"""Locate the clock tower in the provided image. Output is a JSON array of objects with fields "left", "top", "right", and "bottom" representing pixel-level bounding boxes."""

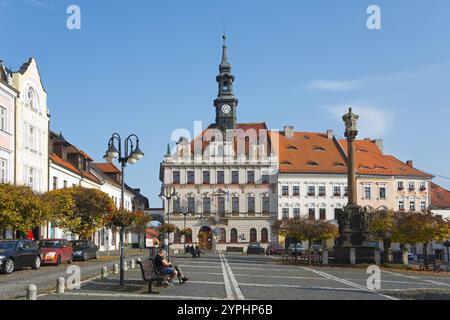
[{"left": 214, "top": 35, "right": 238, "bottom": 131}]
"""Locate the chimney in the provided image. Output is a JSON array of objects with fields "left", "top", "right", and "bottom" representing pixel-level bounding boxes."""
[
  {"left": 326, "top": 130, "right": 333, "bottom": 140},
  {"left": 284, "top": 126, "right": 294, "bottom": 139},
  {"left": 406, "top": 160, "right": 413, "bottom": 167},
  {"left": 375, "top": 139, "right": 383, "bottom": 153}
]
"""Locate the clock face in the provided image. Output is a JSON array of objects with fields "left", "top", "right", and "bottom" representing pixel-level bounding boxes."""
[{"left": 221, "top": 104, "right": 231, "bottom": 114}]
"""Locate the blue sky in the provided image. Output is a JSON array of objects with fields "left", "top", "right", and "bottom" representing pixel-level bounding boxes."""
[{"left": 1, "top": 0, "right": 450, "bottom": 204}]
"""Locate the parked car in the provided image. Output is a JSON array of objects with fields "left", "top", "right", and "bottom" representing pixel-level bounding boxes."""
[
  {"left": 39, "top": 239, "right": 73, "bottom": 265},
  {"left": 247, "top": 243, "right": 265, "bottom": 255},
  {"left": 287, "top": 243, "right": 305, "bottom": 255},
  {"left": 408, "top": 252, "right": 414, "bottom": 260},
  {"left": 309, "top": 245, "right": 323, "bottom": 252},
  {"left": 70, "top": 240, "right": 99, "bottom": 261},
  {"left": 0, "top": 240, "right": 41, "bottom": 274},
  {"left": 266, "top": 243, "right": 285, "bottom": 255}
]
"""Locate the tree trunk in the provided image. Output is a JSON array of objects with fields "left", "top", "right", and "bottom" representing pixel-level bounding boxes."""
[
  {"left": 383, "top": 239, "right": 389, "bottom": 264},
  {"left": 423, "top": 243, "right": 429, "bottom": 266}
]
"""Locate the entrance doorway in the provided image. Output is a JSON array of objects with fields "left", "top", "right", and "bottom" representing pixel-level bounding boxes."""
[{"left": 198, "top": 226, "right": 213, "bottom": 250}]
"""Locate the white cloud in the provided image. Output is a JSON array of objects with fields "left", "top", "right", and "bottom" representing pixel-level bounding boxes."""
[
  {"left": 309, "top": 79, "right": 365, "bottom": 92},
  {"left": 308, "top": 62, "right": 447, "bottom": 92},
  {"left": 326, "top": 104, "right": 394, "bottom": 138},
  {"left": 27, "top": 0, "right": 54, "bottom": 9}
]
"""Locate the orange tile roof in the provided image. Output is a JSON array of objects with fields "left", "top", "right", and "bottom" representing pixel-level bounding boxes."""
[
  {"left": 189, "top": 122, "right": 272, "bottom": 156},
  {"left": 272, "top": 131, "right": 348, "bottom": 174},
  {"left": 338, "top": 139, "right": 432, "bottom": 178},
  {"left": 50, "top": 153, "right": 80, "bottom": 175},
  {"left": 430, "top": 183, "right": 450, "bottom": 209},
  {"left": 93, "top": 163, "right": 121, "bottom": 174},
  {"left": 51, "top": 153, "right": 102, "bottom": 185}
]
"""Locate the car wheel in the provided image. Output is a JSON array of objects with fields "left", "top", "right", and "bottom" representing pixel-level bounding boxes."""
[
  {"left": 2, "top": 258, "right": 15, "bottom": 274},
  {"left": 83, "top": 252, "right": 88, "bottom": 261},
  {"left": 55, "top": 256, "right": 61, "bottom": 266},
  {"left": 68, "top": 256, "right": 73, "bottom": 264},
  {"left": 32, "top": 256, "right": 41, "bottom": 270}
]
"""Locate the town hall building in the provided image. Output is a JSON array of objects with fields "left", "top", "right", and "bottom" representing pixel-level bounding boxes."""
[{"left": 159, "top": 36, "right": 278, "bottom": 253}]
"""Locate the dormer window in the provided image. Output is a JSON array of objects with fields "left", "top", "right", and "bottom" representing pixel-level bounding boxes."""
[
  {"left": 334, "top": 162, "right": 345, "bottom": 167},
  {"left": 314, "top": 146, "right": 326, "bottom": 152},
  {"left": 307, "top": 161, "right": 319, "bottom": 166},
  {"left": 281, "top": 161, "right": 293, "bottom": 166},
  {"left": 286, "top": 146, "right": 298, "bottom": 151}
]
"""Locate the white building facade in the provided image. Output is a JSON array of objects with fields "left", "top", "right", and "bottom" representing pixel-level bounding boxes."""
[{"left": 11, "top": 58, "right": 50, "bottom": 195}]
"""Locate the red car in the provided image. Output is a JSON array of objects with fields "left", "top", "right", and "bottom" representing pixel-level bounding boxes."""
[
  {"left": 266, "top": 243, "right": 285, "bottom": 255},
  {"left": 39, "top": 239, "right": 73, "bottom": 265}
]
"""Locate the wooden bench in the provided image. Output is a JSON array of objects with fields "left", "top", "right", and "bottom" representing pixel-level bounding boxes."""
[{"left": 137, "top": 258, "right": 170, "bottom": 294}]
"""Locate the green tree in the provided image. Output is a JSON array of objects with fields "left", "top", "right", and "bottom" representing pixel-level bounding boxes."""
[
  {"left": 0, "top": 184, "right": 50, "bottom": 237},
  {"left": 127, "top": 211, "right": 152, "bottom": 250},
  {"left": 369, "top": 209, "right": 396, "bottom": 262},
  {"left": 42, "top": 188, "right": 76, "bottom": 230},
  {"left": 67, "top": 187, "right": 115, "bottom": 239},
  {"left": 392, "top": 211, "right": 450, "bottom": 266}
]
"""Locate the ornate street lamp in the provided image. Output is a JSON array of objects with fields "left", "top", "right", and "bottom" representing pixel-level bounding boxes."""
[
  {"left": 103, "top": 133, "right": 144, "bottom": 286},
  {"left": 159, "top": 184, "right": 178, "bottom": 262}
]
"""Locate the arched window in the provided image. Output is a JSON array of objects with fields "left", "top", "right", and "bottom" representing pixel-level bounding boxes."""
[
  {"left": 250, "top": 228, "right": 257, "bottom": 243},
  {"left": 219, "top": 228, "right": 226, "bottom": 243},
  {"left": 174, "top": 230, "right": 182, "bottom": 244},
  {"left": 261, "top": 228, "right": 268, "bottom": 243},
  {"left": 230, "top": 228, "right": 238, "bottom": 243}
]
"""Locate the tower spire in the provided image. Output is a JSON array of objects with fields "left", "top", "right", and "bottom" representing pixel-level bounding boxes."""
[{"left": 214, "top": 34, "right": 238, "bottom": 131}]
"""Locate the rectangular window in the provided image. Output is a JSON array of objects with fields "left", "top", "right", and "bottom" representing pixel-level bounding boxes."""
[
  {"left": 63, "top": 180, "right": 68, "bottom": 189},
  {"left": 187, "top": 197, "right": 195, "bottom": 213},
  {"left": 419, "top": 182, "right": 426, "bottom": 191},
  {"left": 319, "top": 186, "right": 326, "bottom": 197},
  {"left": 0, "top": 107, "right": 6, "bottom": 132},
  {"left": 217, "top": 171, "right": 225, "bottom": 184},
  {"left": 203, "top": 198, "right": 211, "bottom": 214},
  {"left": 308, "top": 208, "right": 316, "bottom": 220},
  {"left": 187, "top": 171, "right": 195, "bottom": 184},
  {"left": 409, "top": 182, "right": 415, "bottom": 191},
  {"left": 398, "top": 181, "right": 404, "bottom": 191},
  {"left": 364, "top": 187, "right": 371, "bottom": 199},
  {"left": 247, "top": 171, "right": 255, "bottom": 184},
  {"left": 319, "top": 208, "right": 326, "bottom": 220},
  {"left": 293, "top": 186, "right": 300, "bottom": 196},
  {"left": 293, "top": 208, "right": 300, "bottom": 218},
  {"left": 173, "top": 198, "right": 181, "bottom": 213},
  {"left": 203, "top": 171, "right": 210, "bottom": 184},
  {"left": 282, "top": 208, "right": 289, "bottom": 219},
  {"left": 308, "top": 186, "right": 315, "bottom": 196},
  {"left": 29, "top": 167, "right": 35, "bottom": 188},
  {"left": 399, "top": 200, "right": 405, "bottom": 211},
  {"left": 333, "top": 186, "right": 341, "bottom": 197},
  {"left": 231, "top": 171, "right": 239, "bottom": 184},
  {"left": 421, "top": 201, "right": 426, "bottom": 211},
  {"left": 409, "top": 200, "right": 416, "bottom": 212},
  {"left": 379, "top": 187, "right": 386, "bottom": 199},
  {"left": 172, "top": 171, "right": 180, "bottom": 184},
  {"left": 232, "top": 197, "right": 239, "bottom": 213},
  {"left": 218, "top": 197, "right": 225, "bottom": 216},
  {"left": 52, "top": 176, "right": 58, "bottom": 190},
  {"left": 282, "top": 186, "right": 289, "bottom": 196},
  {"left": 262, "top": 197, "right": 270, "bottom": 212},
  {"left": 344, "top": 187, "right": 348, "bottom": 196},
  {"left": 0, "top": 158, "right": 7, "bottom": 183},
  {"left": 248, "top": 197, "right": 255, "bottom": 213}
]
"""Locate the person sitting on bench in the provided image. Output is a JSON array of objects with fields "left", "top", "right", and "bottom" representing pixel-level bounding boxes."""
[
  {"left": 154, "top": 248, "right": 189, "bottom": 285},
  {"left": 190, "top": 245, "right": 201, "bottom": 258}
]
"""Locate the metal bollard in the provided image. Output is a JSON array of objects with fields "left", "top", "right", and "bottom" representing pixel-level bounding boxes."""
[
  {"left": 101, "top": 266, "right": 108, "bottom": 279},
  {"left": 123, "top": 261, "right": 128, "bottom": 272},
  {"left": 57, "top": 277, "right": 65, "bottom": 294},
  {"left": 26, "top": 284, "right": 37, "bottom": 300},
  {"left": 136, "top": 258, "right": 141, "bottom": 262},
  {"left": 130, "top": 259, "right": 135, "bottom": 269},
  {"left": 113, "top": 264, "right": 119, "bottom": 274}
]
